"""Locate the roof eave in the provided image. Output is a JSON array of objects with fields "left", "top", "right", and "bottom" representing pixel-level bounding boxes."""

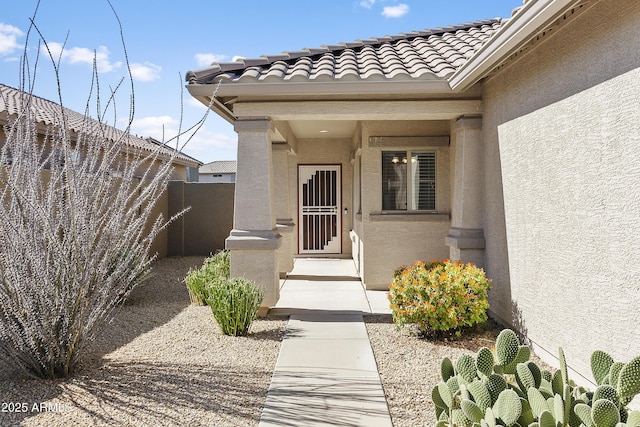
[
  {"left": 187, "top": 78, "right": 455, "bottom": 119},
  {"left": 449, "top": 0, "right": 584, "bottom": 92}
]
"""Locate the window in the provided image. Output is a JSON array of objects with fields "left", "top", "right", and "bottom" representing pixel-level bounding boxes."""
[{"left": 382, "top": 151, "right": 436, "bottom": 211}]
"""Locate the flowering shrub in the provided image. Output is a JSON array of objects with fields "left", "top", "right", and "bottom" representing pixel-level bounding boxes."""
[{"left": 388, "top": 260, "right": 491, "bottom": 335}]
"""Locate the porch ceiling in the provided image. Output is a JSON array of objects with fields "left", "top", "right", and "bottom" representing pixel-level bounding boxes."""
[{"left": 288, "top": 120, "right": 357, "bottom": 139}]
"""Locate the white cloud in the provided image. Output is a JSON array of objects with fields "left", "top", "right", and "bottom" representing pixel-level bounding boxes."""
[
  {"left": 194, "top": 53, "right": 228, "bottom": 67},
  {"left": 129, "top": 115, "right": 179, "bottom": 141},
  {"left": 359, "top": 0, "right": 375, "bottom": 9},
  {"left": 382, "top": 3, "right": 409, "bottom": 18},
  {"left": 0, "top": 23, "right": 24, "bottom": 55},
  {"left": 130, "top": 61, "right": 161, "bottom": 82},
  {"left": 45, "top": 42, "right": 122, "bottom": 73},
  {"left": 181, "top": 127, "right": 236, "bottom": 155},
  {"left": 125, "top": 114, "right": 235, "bottom": 163}
]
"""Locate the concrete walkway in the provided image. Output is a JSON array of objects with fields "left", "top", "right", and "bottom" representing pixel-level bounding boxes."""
[{"left": 259, "top": 259, "right": 393, "bottom": 427}]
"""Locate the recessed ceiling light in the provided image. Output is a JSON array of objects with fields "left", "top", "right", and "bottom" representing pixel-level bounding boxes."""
[{"left": 319, "top": 130, "right": 329, "bottom": 133}]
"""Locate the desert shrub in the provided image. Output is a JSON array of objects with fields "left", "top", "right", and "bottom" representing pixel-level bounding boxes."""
[
  {"left": 388, "top": 260, "right": 491, "bottom": 335},
  {"left": 184, "top": 250, "right": 230, "bottom": 305},
  {"left": 206, "top": 277, "right": 264, "bottom": 336},
  {"left": 431, "top": 328, "right": 640, "bottom": 427},
  {"left": 0, "top": 12, "right": 194, "bottom": 378}
]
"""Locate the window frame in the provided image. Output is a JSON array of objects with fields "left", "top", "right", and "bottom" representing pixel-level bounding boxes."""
[{"left": 381, "top": 150, "right": 437, "bottom": 213}]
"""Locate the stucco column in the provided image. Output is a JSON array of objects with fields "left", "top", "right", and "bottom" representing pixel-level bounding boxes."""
[
  {"left": 272, "top": 144, "right": 295, "bottom": 276},
  {"left": 226, "top": 118, "right": 281, "bottom": 309},
  {"left": 445, "top": 116, "right": 486, "bottom": 267}
]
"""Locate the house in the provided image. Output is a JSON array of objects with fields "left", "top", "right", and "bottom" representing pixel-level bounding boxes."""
[
  {"left": 1, "top": 83, "right": 203, "bottom": 256},
  {"left": 199, "top": 160, "right": 237, "bottom": 182},
  {"left": 0, "top": 84, "right": 201, "bottom": 181},
  {"left": 185, "top": 0, "right": 640, "bottom": 385}
]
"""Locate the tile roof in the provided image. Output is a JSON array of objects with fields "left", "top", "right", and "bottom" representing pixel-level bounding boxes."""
[
  {"left": 200, "top": 160, "right": 237, "bottom": 174},
  {"left": 0, "top": 84, "right": 200, "bottom": 166},
  {"left": 186, "top": 19, "right": 503, "bottom": 86}
]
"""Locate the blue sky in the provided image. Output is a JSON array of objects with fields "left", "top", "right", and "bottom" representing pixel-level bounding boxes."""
[{"left": 1, "top": 0, "right": 522, "bottom": 163}]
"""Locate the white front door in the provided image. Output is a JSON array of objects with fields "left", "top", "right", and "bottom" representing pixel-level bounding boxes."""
[{"left": 298, "top": 165, "right": 341, "bottom": 254}]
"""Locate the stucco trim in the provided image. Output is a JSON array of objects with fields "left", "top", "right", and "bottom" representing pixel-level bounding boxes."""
[
  {"left": 187, "top": 79, "right": 453, "bottom": 99},
  {"left": 445, "top": 227, "right": 486, "bottom": 249},
  {"left": 370, "top": 213, "right": 450, "bottom": 223},
  {"left": 369, "top": 136, "right": 450, "bottom": 147},
  {"left": 449, "top": 0, "right": 585, "bottom": 92},
  {"left": 225, "top": 229, "right": 283, "bottom": 250}
]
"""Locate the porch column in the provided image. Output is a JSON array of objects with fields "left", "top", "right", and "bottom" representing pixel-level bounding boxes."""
[
  {"left": 226, "top": 118, "right": 282, "bottom": 309},
  {"left": 272, "top": 143, "right": 295, "bottom": 276},
  {"left": 445, "top": 116, "right": 485, "bottom": 267}
]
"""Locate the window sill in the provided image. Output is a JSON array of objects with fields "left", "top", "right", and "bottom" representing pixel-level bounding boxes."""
[{"left": 369, "top": 213, "right": 450, "bottom": 223}]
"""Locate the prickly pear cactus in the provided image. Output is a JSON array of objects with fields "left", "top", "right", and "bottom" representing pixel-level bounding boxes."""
[
  {"left": 493, "top": 389, "right": 522, "bottom": 427},
  {"left": 592, "top": 350, "right": 615, "bottom": 385},
  {"left": 617, "top": 356, "right": 640, "bottom": 400},
  {"left": 477, "top": 347, "right": 495, "bottom": 378},
  {"left": 442, "top": 357, "right": 455, "bottom": 382},
  {"left": 456, "top": 354, "right": 478, "bottom": 383},
  {"left": 591, "top": 398, "right": 620, "bottom": 427},
  {"left": 495, "top": 329, "right": 519, "bottom": 367}
]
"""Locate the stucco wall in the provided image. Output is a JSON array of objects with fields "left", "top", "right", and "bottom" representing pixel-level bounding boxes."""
[
  {"left": 482, "top": 0, "right": 640, "bottom": 382},
  {"left": 358, "top": 120, "right": 452, "bottom": 289},
  {"left": 167, "top": 181, "right": 235, "bottom": 256},
  {"left": 289, "top": 137, "right": 354, "bottom": 256}
]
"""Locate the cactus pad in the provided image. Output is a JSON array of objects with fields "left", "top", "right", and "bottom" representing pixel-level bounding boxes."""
[
  {"left": 468, "top": 380, "right": 492, "bottom": 411},
  {"left": 456, "top": 354, "right": 478, "bottom": 384},
  {"left": 527, "top": 387, "right": 550, "bottom": 418},
  {"left": 538, "top": 410, "right": 557, "bottom": 427},
  {"left": 593, "top": 384, "right": 618, "bottom": 404},
  {"left": 627, "top": 410, "right": 640, "bottom": 427},
  {"left": 495, "top": 329, "right": 520, "bottom": 366},
  {"left": 476, "top": 347, "right": 495, "bottom": 378},
  {"left": 591, "top": 350, "right": 614, "bottom": 385},
  {"left": 437, "top": 382, "right": 454, "bottom": 409},
  {"left": 591, "top": 398, "right": 620, "bottom": 427},
  {"left": 432, "top": 383, "right": 448, "bottom": 410},
  {"left": 461, "top": 399, "right": 484, "bottom": 423},
  {"left": 493, "top": 389, "right": 522, "bottom": 427},
  {"left": 451, "top": 408, "right": 472, "bottom": 427},
  {"left": 484, "top": 374, "right": 508, "bottom": 405},
  {"left": 504, "top": 346, "right": 531, "bottom": 375},
  {"left": 574, "top": 402, "right": 593, "bottom": 426},
  {"left": 516, "top": 362, "right": 536, "bottom": 391},
  {"left": 617, "top": 356, "right": 640, "bottom": 399},
  {"left": 441, "top": 356, "right": 455, "bottom": 382}
]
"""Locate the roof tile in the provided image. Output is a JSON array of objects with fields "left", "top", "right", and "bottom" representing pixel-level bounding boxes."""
[
  {"left": 186, "top": 19, "right": 503, "bottom": 86},
  {"left": 0, "top": 84, "right": 199, "bottom": 165}
]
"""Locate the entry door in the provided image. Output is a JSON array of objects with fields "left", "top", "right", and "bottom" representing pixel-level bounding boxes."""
[{"left": 298, "top": 165, "right": 341, "bottom": 254}]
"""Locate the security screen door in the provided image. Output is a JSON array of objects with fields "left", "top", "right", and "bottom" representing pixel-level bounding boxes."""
[{"left": 298, "top": 165, "right": 341, "bottom": 254}]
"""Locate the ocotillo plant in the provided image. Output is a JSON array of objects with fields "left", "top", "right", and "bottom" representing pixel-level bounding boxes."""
[{"left": 0, "top": 8, "right": 195, "bottom": 379}]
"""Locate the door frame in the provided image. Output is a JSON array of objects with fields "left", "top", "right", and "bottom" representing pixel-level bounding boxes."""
[{"left": 297, "top": 164, "right": 342, "bottom": 255}]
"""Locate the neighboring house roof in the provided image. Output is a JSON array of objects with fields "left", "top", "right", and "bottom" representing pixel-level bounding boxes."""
[
  {"left": 0, "top": 84, "right": 201, "bottom": 167},
  {"left": 186, "top": 19, "right": 503, "bottom": 87},
  {"left": 200, "top": 160, "right": 237, "bottom": 174}
]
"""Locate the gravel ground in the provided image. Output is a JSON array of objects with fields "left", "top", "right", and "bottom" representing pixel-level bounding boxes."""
[
  {"left": 0, "top": 256, "right": 287, "bottom": 427},
  {"left": 365, "top": 317, "right": 503, "bottom": 426},
  {"left": 1, "top": 256, "right": 551, "bottom": 427}
]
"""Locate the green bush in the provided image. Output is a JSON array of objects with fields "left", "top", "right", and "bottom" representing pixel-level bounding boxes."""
[
  {"left": 206, "top": 278, "right": 264, "bottom": 336},
  {"left": 184, "top": 250, "right": 230, "bottom": 305},
  {"left": 431, "top": 328, "right": 640, "bottom": 427},
  {"left": 388, "top": 260, "right": 491, "bottom": 335}
]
